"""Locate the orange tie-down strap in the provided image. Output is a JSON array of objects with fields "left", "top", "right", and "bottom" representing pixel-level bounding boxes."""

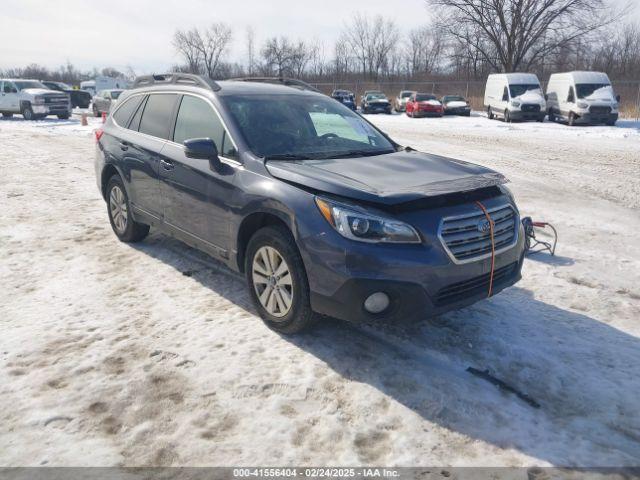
[{"left": 475, "top": 201, "right": 495, "bottom": 298}]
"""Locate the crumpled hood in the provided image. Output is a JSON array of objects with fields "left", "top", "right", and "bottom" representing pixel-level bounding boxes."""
[
  {"left": 266, "top": 150, "right": 507, "bottom": 206},
  {"left": 514, "top": 90, "right": 545, "bottom": 105}
]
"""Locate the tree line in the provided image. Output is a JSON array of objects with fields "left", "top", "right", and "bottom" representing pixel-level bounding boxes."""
[{"left": 2, "top": 0, "right": 638, "bottom": 86}]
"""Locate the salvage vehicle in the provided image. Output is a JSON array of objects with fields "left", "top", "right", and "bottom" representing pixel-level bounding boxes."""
[
  {"left": 406, "top": 93, "right": 444, "bottom": 117},
  {"left": 95, "top": 73, "right": 525, "bottom": 333},
  {"left": 92, "top": 89, "right": 124, "bottom": 117},
  {"left": 484, "top": 73, "right": 546, "bottom": 122},
  {"left": 441, "top": 95, "right": 471, "bottom": 116},
  {"left": 0, "top": 79, "right": 71, "bottom": 120},
  {"left": 361, "top": 92, "right": 392, "bottom": 114},
  {"left": 394, "top": 90, "right": 415, "bottom": 112},
  {"left": 546, "top": 71, "right": 619, "bottom": 126},
  {"left": 331, "top": 89, "right": 357, "bottom": 111},
  {"left": 42, "top": 81, "right": 92, "bottom": 108}
]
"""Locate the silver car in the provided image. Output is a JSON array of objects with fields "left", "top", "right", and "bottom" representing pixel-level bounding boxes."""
[
  {"left": 92, "top": 89, "right": 123, "bottom": 117},
  {"left": 395, "top": 90, "right": 415, "bottom": 112}
]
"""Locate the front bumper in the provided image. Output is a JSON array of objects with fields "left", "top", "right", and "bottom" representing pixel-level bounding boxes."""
[
  {"left": 298, "top": 197, "right": 526, "bottom": 323},
  {"left": 575, "top": 112, "right": 618, "bottom": 125},
  {"left": 364, "top": 104, "right": 391, "bottom": 113},
  {"left": 413, "top": 110, "right": 443, "bottom": 117},
  {"left": 32, "top": 104, "right": 71, "bottom": 116},
  {"left": 444, "top": 107, "right": 471, "bottom": 115},
  {"left": 509, "top": 110, "right": 545, "bottom": 121}
]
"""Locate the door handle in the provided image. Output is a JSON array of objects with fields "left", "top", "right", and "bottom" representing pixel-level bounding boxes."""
[
  {"left": 119, "top": 141, "right": 130, "bottom": 151},
  {"left": 160, "top": 158, "right": 174, "bottom": 171}
]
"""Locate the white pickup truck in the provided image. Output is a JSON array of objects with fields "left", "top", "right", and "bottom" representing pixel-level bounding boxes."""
[{"left": 0, "top": 79, "right": 72, "bottom": 120}]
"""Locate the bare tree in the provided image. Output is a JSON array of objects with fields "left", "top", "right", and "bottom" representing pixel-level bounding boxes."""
[
  {"left": 429, "top": 0, "right": 627, "bottom": 72},
  {"left": 173, "top": 28, "right": 203, "bottom": 74},
  {"left": 342, "top": 13, "right": 400, "bottom": 78},
  {"left": 246, "top": 26, "right": 256, "bottom": 76},
  {"left": 405, "top": 26, "right": 444, "bottom": 76},
  {"left": 261, "top": 37, "right": 297, "bottom": 76}
]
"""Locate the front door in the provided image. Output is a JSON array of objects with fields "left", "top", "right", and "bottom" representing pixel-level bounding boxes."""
[
  {"left": 1, "top": 81, "right": 19, "bottom": 112},
  {"left": 159, "top": 94, "right": 240, "bottom": 256}
]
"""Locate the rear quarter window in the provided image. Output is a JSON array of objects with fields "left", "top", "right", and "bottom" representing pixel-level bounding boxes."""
[
  {"left": 138, "top": 94, "right": 178, "bottom": 139},
  {"left": 112, "top": 95, "right": 144, "bottom": 127}
]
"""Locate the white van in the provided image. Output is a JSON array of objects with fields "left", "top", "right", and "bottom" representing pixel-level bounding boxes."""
[
  {"left": 484, "top": 73, "right": 546, "bottom": 122},
  {"left": 546, "top": 71, "right": 619, "bottom": 126},
  {"left": 80, "top": 76, "right": 129, "bottom": 97}
]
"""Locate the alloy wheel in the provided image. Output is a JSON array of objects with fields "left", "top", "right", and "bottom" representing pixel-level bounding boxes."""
[
  {"left": 109, "top": 185, "right": 128, "bottom": 233},
  {"left": 252, "top": 246, "right": 293, "bottom": 318}
]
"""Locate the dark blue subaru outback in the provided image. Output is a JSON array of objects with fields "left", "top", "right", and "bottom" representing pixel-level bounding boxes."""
[{"left": 95, "top": 74, "right": 525, "bottom": 333}]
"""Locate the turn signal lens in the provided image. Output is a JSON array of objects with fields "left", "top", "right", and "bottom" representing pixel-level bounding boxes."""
[{"left": 94, "top": 128, "right": 104, "bottom": 142}]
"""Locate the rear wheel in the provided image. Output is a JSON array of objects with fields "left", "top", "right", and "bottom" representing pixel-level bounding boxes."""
[
  {"left": 504, "top": 110, "right": 512, "bottom": 123},
  {"left": 246, "top": 226, "right": 315, "bottom": 334},
  {"left": 106, "top": 175, "right": 150, "bottom": 243},
  {"left": 487, "top": 106, "right": 494, "bottom": 120}
]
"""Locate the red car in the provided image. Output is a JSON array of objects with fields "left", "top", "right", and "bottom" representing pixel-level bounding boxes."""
[{"left": 406, "top": 93, "right": 444, "bottom": 118}]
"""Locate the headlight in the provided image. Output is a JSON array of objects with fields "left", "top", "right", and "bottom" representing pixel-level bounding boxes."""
[
  {"left": 510, "top": 101, "right": 521, "bottom": 107},
  {"left": 315, "top": 198, "right": 421, "bottom": 244},
  {"left": 33, "top": 96, "right": 45, "bottom": 105},
  {"left": 577, "top": 101, "right": 589, "bottom": 109}
]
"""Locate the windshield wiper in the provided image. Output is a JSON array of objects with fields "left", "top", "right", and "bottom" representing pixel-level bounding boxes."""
[
  {"left": 321, "top": 149, "right": 394, "bottom": 160},
  {"left": 263, "top": 153, "right": 313, "bottom": 161}
]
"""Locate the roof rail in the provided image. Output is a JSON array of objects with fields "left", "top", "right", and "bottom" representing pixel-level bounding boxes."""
[
  {"left": 132, "top": 73, "right": 221, "bottom": 92},
  {"left": 229, "top": 77, "right": 320, "bottom": 93}
]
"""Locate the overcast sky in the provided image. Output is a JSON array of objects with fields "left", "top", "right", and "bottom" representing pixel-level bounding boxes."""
[{"left": 0, "top": 0, "right": 636, "bottom": 75}]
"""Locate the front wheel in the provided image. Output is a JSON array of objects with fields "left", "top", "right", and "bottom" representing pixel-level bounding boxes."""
[
  {"left": 21, "top": 105, "right": 35, "bottom": 120},
  {"left": 246, "top": 226, "right": 315, "bottom": 334},
  {"left": 548, "top": 110, "right": 556, "bottom": 123},
  {"left": 58, "top": 113, "right": 70, "bottom": 120},
  {"left": 505, "top": 110, "right": 512, "bottom": 123},
  {"left": 568, "top": 112, "right": 576, "bottom": 126},
  {"left": 106, "top": 175, "right": 150, "bottom": 243},
  {"left": 487, "top": 107, "right": 494, "bottom": 120}
]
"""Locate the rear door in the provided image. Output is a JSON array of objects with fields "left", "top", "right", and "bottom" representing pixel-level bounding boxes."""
[
  {"left": 116, "top": 93, "right": 178, "bottom": 219},
  {"left": 159, "top": 93, "right": 240, "bottom": 256}
]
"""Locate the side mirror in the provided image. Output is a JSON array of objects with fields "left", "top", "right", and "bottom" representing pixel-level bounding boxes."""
[
  {"left": 184, "top": 138, "right": 221, "bottom": 170},
  {"left": 616, "top": 95, "right": 621, "bottom": 102}
]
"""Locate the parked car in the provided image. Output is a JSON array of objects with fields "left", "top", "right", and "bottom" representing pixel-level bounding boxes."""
[
  {"left": 546, "top": 71, "right": 619, "bottom": 126},
  {"left": 92, "top": 89, "right": 124, "bottom": 117},
  {"left": 405, "top": 93, "right": 444, "bottom": 117},
  {"left": 42, "top": 81, "right": 92, "bottom": 109},
  {"left": 484, "top": 73, "right": 546, "bottom": 122},
  {"left": 0, "top": 78, "right": 71, "bottom": 120},
  {"left": 331, "top": 89, "right": 356, "bottom": 110},
  {"left": 441, "top": 95, "right": 471, "bottom": 116},
  {"left": 95, "top": 73, "right": 525, "bottom": 334},
  {"left": 394, "top": 90, "right": 415, "bottom": 112},
  {"left": 361, "top": 92, "right": 392, "bottom": 114}
]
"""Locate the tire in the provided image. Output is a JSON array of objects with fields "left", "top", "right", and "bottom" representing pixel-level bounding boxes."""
[
  {"left": 21, "top": 104, "right": 35, "bottom": 120},
  {"left": 57, "top": 113, "right": 70, "bottom": 120},
  {"left": 487, "top": 107, "right": 494, "bottom": 120},
  {"left": 2, "top": 113, "right": 13, "bottom": 118},
  {"left": 548, "top": 110, "right": 556, "bottom": 123},
  {"left": 245, "top": 225, "right": 315, "bottom": 334},
  {"left": 465, "top": 112, "right": 471, "bottom": 117},
  {"left": 93, "top": 104, "right": 101, "bottom": 118},
  {"left": 568, "top": 112, "right": 576, "bottom": 127},
  {"left": 106, "top": 175, "right": 150, "bottom": 243},
  {"left": 606, "top": 119, "right": 616, "bottom": 126},
  {"left": 504, "top": 110, "right": 511, "bottom": 123}
]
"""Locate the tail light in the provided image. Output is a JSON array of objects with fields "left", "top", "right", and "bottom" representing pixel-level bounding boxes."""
[{"left": 94, "top": 128, "right": 104, "bottom": 142}]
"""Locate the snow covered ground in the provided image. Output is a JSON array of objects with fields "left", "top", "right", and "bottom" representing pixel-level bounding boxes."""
[{"left": 0, "top": 113, "right": 639, "bottom": 468}]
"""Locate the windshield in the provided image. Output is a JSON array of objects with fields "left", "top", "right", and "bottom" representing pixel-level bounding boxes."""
[
  {"left": 14, "top": 81, "right": 46, "bottom": 91},
  {"left": 509, "top": 84, "right": 541, "bottom": 97},
  {"left": 576, "top": 83, "right": 612, "bottom": 99},
  {"left": 415, "top": 94, "right": 436, "bottom": 102},
  {"left": 222, "top": 94, "right": 395, "bottom": 159},
  {"left": 367, "top": 93, "right": 386, "bottom": 100},
  {"left": 400, "top": 91, "right": 413, "bottom": 98},
  {"left": 111, "top": 91, "right": 122, "bottom": 99},
  {"left": 443, "top": 95, "right": 464, "bottom": 102}
]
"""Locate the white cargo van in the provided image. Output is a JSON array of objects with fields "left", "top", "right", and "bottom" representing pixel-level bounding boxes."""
[
  {"left": 546, "top": 71, "right": 619, "bottom": 126},
  {"left": 80, "top": 76, "right": 129, "bottom": 96},
  {"left": 484, "top": 73, "right": 546, "bottom": 122}
]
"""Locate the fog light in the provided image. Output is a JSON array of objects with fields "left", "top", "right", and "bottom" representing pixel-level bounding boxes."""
[{"left": 364, "top": 292, "right": 390, "bottom": 314}]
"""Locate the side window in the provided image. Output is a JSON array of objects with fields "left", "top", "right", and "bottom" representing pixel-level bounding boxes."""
[
  {"left": 502, "top": 87, "right": 509, "bottom": 101},
  {"left": 112, "top": 95, "right": 144, "bottom": 127},
  {"left": 567, "top": 87, "right": 575, "bottom": 103},
  {"left": 173, "top": 95, "right": 225, "bottom": 149},
  {"left": 138, "top": 94, "right": 177, "bottom": 139},
  {"left": 129, "top": 96, "right": 147, "bottom": 131},
  {"left": 221, "top": 131, "right": 238, "bottom": 159}
]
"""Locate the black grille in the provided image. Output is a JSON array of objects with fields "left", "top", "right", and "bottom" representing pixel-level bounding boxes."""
[
  {"left": 439, "top": 205, "right": 518, "bottom": 262},
  {"left": 589, "top": 106, "right": 612, "bottom": 115},
  {"left": 521, "top": 104, "right": 541, "bottom": 112},
  {"left": 435, "top": 262, "right": 518, "bottom": 306}
]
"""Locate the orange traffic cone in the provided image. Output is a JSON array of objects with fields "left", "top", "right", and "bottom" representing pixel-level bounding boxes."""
[{"left": 102, "top": 112, "right": 107, "bottom": 123}]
